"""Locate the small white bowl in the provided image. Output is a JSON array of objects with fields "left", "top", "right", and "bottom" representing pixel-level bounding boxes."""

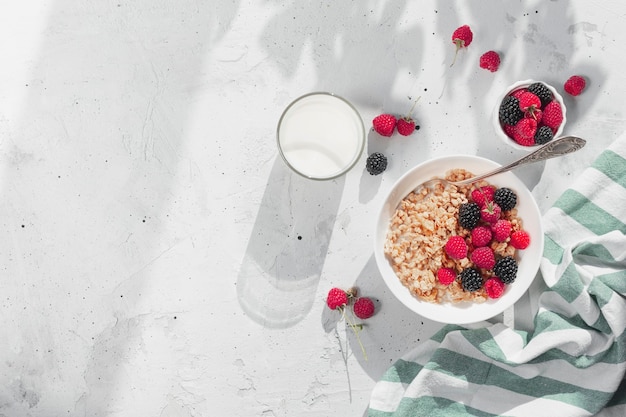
[
  {"left": 493, "top": 79, "right": 567, "bottom": 151},
  {"left": 374, "top": 155, "right": 544, "bottom": 324}
]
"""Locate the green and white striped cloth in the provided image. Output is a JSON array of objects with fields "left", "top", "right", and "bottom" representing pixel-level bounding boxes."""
[{"left": 368, "top": 135, "right": 626, "bottom": 417}]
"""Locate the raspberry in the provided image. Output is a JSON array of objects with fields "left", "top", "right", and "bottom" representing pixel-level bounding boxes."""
[
  {"left": 366, "top": 152, "right": 387, "bottom": 175},
  {"left": 372, "top": 114, "right": 397, "bottom": 137},
  {"left": 471, "top": 226, "right": 492, "bottom": 247},
  {"left": 535, "top": 125, "right": 554, "bottom": 145},
  {"left": 471, "top": 186, "right": 495, "bottom": 207},
  {"left": 451, "top": 25, "right": 473, "bottom": 66},
  {"left": 510, "top": 88, "right": 528, "bottom": 99},
  {"left": 397, "top": 117, "right": 416, "bottom": 136},
  {"left": 542, "top": 101, "right": 563, "bottom": 130},
  {"left": 471, "top": 246, "right": 496, "bottom": 269},
  {"left": 525, "top": 108, "right": 542, "bottom": 124},
  {"left": 445, "top": 235, "right": 468, "bottom": 259},
  {"left": 458, "top": 202, "right": 481, "bottom": 230},
  {"left": 480, "top": 201, "right": 501, "bottom": 224},
  {"left": 499, "top": 96, "right": 524, "bottom": 126},
  {"left": 460, "top": 268, "right": 483, "bottom": 292},
  {"left": 493, "top": 187, "right": 517, "bottom": 211},
  {"left": 479, "top": 51, "right": 500, "bottom": 72},
  {"left": 493, "top": 256, "right": 518, "bottom": 284},
  {"left": 353, "top": 297, "right": 375, "bottom": 319},
  {"left": 527, "top": 82, "right": 553, "bottom": 107},
  {"left": 564, "top": 75, "right": 586, "bottom": 96},
  {"left": 491, "top": 219, "right": 512, "bottom": 242},
  {"left": 484, "top": 277, "right": 505, "bottom": 299},
  {"left": 326, "top": 288, "right": 348, "bottom": 310},
  {"left": 511, "top": 118, "right": 537, "bottom": 146},
  {"left": 510, "top": 230, "right": 531, "bottom": 249},
  {"left": 437, "top": 267, "right": 457, "bottom": 286},
  {"left": 518, "top": 91, "right": 541, "bottom": 112}
]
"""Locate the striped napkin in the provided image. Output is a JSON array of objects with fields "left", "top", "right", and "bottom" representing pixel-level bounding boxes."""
[{"left": 368, "top": 135, "right": 626, "bottom": 417}]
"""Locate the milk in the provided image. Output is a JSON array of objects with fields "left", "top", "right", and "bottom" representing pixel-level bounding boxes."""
[{"left": 277, "top": 93, "right": 365, "bottom": 180}]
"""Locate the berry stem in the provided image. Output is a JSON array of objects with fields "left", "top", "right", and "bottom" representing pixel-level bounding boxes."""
[
  {"left": 405, "top": 96, "right": 421, "bottom": 118},
  {"left": 450, "top": 42, "right": 462, "bottom": 67},
  {"left": 342, "top": 308, "right": 368, "bottom": 361}
]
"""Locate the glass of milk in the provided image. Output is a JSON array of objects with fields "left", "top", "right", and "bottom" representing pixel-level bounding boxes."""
[{"left": 277, "top": 92, "right": 365, "bottom": 180}]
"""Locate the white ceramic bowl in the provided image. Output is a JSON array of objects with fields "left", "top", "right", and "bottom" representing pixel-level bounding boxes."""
[
  {"left": 493, "top": 79, "right": 566, "bottom": 151},
  {"left": 374, "top": 155, "right": 544, "bottom": 324}
]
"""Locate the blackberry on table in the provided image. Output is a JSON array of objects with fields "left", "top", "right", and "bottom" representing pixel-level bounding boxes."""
[
  {"left": 494, "top": 187, "right": 517, "bottom": 211},
  {"left": 527, "top": 82, "right": 553, "bottom": 107},
  {"left": 534, "top": 125, "right": 554, "bottom": 145},
  {"left": 458, "top": 202, "right": 481, "bottom": 230},
  {"left": 460, "top": 268, "right": 483, "bottom": 292},
  {"left": 499, "top": 96, "right": 524, "bottom": 126},
  {"left": 494, "top": 256, "right": 518, "bottom": 284},
  {"left": 366, "top": 152, "right": 388, "bottom": 175}
]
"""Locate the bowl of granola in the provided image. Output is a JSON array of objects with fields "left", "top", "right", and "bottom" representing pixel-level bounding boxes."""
[{"left": 374, "top": 155, "right": 544, "bottom": 324}]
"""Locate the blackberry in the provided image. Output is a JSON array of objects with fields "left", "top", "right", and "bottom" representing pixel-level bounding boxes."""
[
  {"left": 494, "top": 187, "right": 517, "bottom": 211},
  {"left": 366, "top": 152, "right": 387, "bottom": 175},
  {"left": 499, "top": 96, "right": 524, "bottom": 126},
  {"left": 460, "top": 268, "right": 483, "bottom": 292},
  {"left": 534, "top": 125, "right": 554, "bottom": 145},
  {"left": 493, "top": 256, "right": 518, "bottom": 284},
  {"left": 458, "top": 202, "right": 481, "bottom": 230},
  {"left": 527, "top": 82, "right": 553, "bottom": 107}
]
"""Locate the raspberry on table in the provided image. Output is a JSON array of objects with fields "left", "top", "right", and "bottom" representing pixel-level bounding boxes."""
[
  {"left": 366, "top": 152, "right": 388, "bottom": 175},
  {"left": 499, "top": 96, "right": 524, "bottom": 126},
  {"left": 485, "top": 277, "right": 505, "bottom": 299},
  {"left": 471, "top": 226, "right": 493, "bottom": 247},
  {"left": 326, "top": 288, "right": 348, "bottom": 310},
  {"left": 479, "top": 51, "right": 500, "bottom": 72},
  {"left": 450, "top": 25, "right": 473, "bottom": 67},
  {"left": 527, "top": 82, "right": 553, "bottom": 107},
  {"left": 437, "top": 267, "right": 457, "bottom": 286},
  {"left": 493, "top": 256, "right": 518, "bottom": 284},
  {"left": 564, "top": 75, "right": 586, "bottom": 96},
  {"left": 510, "top": 230, "right": 531, "bottom": 249},
  {"left": 397, "top": 117, "right": 416, "bottom": 136},
  {"left": 353, "top": 297, "right": 375, "bottom": 319},
  {"left": 459, "top": 202, "right": 481, "bottom": 230},
  {"left": 372, "top": 114, "right": 397, "bottom": 137},
  {"left": 445, "top": 235, "right": 468, "bottom": 259},
  {"left": 460, "top": 268, "right": 483, "bottom": 292},
  {"left": 494, "top": 187, "right": 517, "bottom": 211},
  {"left": 471, "top": 246, "right": 496, "bottom": 270}
]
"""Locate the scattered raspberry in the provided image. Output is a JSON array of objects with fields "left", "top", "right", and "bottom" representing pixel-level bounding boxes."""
[
  {"left": 479, "top": 51, "right": 500, "bottom": 72},
  {"left": 484, "top": 277, "right": 505, "bottom": 299},
  {"left": 480, "top": 201, "right": 501, "bottom": 224},
  {"left": 372, "top": 114, "right": 397, "bottom": 137},
  {"left": 326, "top": 288, "right": 348, "bottom": 310},
  {"left": 518, "top": 91, "right": 541, "bottom": 113},
  {"left": 511, "top": 118, "right": 537, "bottom": 146},
  {"left": 353, "top": 297, "right": 375, "bottom": 319},
  {"left": 542, "top": 101, "right": 563, "bottom": 130},
  {"left": 471, "top": 186, "right": 495, "bottom": 207},
  {"left": 491, "top": 219, "right": 512, "bottom": 242},
  {"left": 445, "top": 235, "right": 468, "bottom": 259},
  {"left": 437, "top": 267, "right": 457, "bottom": 286},
  {"left": 564, "top": 75, "right": 586, "bottom": 96},
  {"left": 451, "top": 25, "right": 473, "bottom": 66},
  {"left": 397, "top": 117, "right": 416, "bottom": 136},
  {"left": 471, "top": 246, "right": 496, "bottom": 269},
  {"left": 510, "top": 230, "right": 531, "bottom": 249},
  {"left": 471, "top": 226, "right": 493, "bottom": 247}
]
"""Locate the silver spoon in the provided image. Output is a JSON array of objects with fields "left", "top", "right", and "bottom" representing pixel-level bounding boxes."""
[{"left": 413, "top": 136, "right": 586, "bottom": 193}]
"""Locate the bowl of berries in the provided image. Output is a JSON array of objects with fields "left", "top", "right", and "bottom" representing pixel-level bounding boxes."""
[
  {"left": 494, "top": 80, "right": 566, "bottom": 150},
  {"left": 374, "top": 155, "right": 544, "bottom": 324}
]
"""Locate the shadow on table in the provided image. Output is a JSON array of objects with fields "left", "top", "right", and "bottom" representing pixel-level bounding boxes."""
[{"left": 237, "top": 157, "right": 345, "bottom": 328}]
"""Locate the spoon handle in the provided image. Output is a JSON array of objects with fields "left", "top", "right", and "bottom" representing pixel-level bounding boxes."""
[{"left": 457, "top": 136, "right": 587, "bottom": 185}]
